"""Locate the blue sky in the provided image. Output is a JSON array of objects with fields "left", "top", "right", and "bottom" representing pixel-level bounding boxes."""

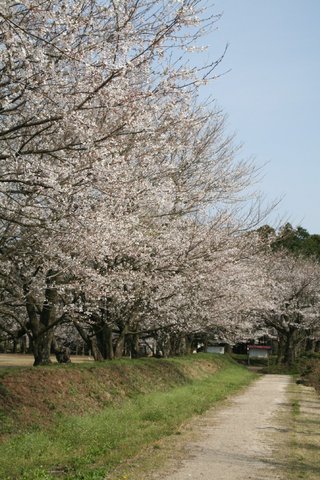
[{"left": 197, "top": 1, "right": 320, "bottom": 233}]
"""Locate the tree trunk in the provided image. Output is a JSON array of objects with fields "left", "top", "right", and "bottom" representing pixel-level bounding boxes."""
[
  {"left": 114, "top": 325, "right": 128, "bottom": 358},
  {"left": 33, "top": 330, "right": 54, "bottom": 366},
  {"left": 154, "top": 330, "right": 171, "bottom": 357},
  {"left": 185, "top": 335, "right": 194, "bottom": 355},
  {"left": 305, "top": 337, "right": 315, "bottom": 353},
  {"left": 94, "top": 323, "right": 114, "bottom": 360},
  {"left": 51, "top": 337, "right": 71, "bottom": 363},
  {"left": 89, "top": 337, "right": 104, "bottom": 361},
  {"left": 283, "top": 329, "right": 297, "bottom": 367},
  {"left": 203, "top": 335, "right": 208, "bottom": 353},
  {"left": 24, "top": 273, "right": 60, "bottom": 366},
  {"left": 24, "top": 291, "right": 53, "bottom": 366},
  {"left": 73, "top": 321, "right": 104, "bottom": 361},
  {"left": 21, "top": 335, "right": 27, "bottom": 354},
  {"left": 127, "top": 332, "right": 140, "bottom": 358},
  {"left": 104, "top": 325, "right": 114, "bottom": 360},
  {"left": 170, "top": 333, "right": 190, "bottom": 356},
  {"left": 276, "top": 335, "right": 285, "bottom": 365}
]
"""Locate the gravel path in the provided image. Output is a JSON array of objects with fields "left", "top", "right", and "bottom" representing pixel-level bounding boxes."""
[{"left": 156, "top": 375, "right": 291, "bottom": 480}]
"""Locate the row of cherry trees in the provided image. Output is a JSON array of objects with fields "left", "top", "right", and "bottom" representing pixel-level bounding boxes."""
[
  {"left": 1, "top": 1, "right": 319, "bottom": 365},
  {"left": 252, "top": 234, "right": 320, "bottom": 366}
]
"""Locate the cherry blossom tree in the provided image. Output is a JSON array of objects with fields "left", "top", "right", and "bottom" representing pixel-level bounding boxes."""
[
  {"left": 247, "top": 251, "right": 320, "bottom": 366},
  {"left": 0, "top": 0, "right": 268, "bottom": 364}
]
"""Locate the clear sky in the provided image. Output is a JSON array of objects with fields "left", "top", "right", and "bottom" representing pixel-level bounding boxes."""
[{"left": 199, "top": 1, "right": 320, "bottom": 233}]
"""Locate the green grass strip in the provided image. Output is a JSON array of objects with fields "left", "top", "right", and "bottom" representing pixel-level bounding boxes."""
[{"left": 0, "top": 357, "right": 256, "bottom": 480}]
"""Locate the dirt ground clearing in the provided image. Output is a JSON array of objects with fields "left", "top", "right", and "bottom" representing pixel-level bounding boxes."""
[
  {"left": 0, "top": 354, "right": 94, "bottom": 367},
  {"left": 151, "top": 375, "right": 292, "bottom": 480}
]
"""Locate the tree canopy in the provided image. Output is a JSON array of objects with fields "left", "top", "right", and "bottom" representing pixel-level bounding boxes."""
[{"left": 1, "top": 2, "right": 319, "bottom": 367}]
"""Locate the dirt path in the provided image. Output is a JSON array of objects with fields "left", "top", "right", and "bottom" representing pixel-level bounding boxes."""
[{"left": 152, "top": 375, "right": 291, "bottom": 480}]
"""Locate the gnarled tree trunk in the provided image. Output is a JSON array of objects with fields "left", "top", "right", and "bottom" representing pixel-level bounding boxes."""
[
  {"left": 72, "top": 320, "right": 104, "bottom": 361},
  {"left": 24, "top": 273, "right": 59, "bottom": 366},
  {"left": 114, "top": 324, "right": 129, "bottom": 358},
  {"left": 93, "top": 322, "right": 114, "bottom": 360}
]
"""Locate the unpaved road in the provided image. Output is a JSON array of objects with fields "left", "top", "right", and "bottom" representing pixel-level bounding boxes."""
[{"left": 153, "top": 375, "right": 291, "bottom": 480}]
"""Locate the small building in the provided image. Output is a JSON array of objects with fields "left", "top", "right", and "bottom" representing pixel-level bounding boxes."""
[
  {"left": 247, "top": 345, "right": 272, "bottom": 364},
  {"left": 207, "top": 345, "right": 225, "bottom": 355}
]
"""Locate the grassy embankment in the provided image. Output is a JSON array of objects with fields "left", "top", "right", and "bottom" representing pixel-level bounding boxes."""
[
  {"left": 285, "top": 355, "right": 320, "bottom": 479},
  {"left": 0, "top": 354, "right": 256, "bottom": 480},
  {"left": 274, "top": 380, "right": 320, "bottom": 480}
]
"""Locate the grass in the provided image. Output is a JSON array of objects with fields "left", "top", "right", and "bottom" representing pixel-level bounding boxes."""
[
  {"left": 274, "top": 382, "right": 320, "bottom": 480},
  {"left": 0, "top": 355, "right": 256, "bottom": 480},
  {"left": 291, "top": 399, "right": 300, "bottom": 416},
  {"left": 231, "top": 353, "right": 303, "bottom": 374},
  {"left": 286, "top": 384, "right": 320, "bottom": 480},
  {"left": 0, "top": 355, "right": 220, "bottom": 436},
  {"left": 258, "top": 352, "right": 320, "bottom": 377}
]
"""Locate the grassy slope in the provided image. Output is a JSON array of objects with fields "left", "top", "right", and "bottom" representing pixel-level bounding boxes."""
[
  {"left": 0, "top": 355, "right": 256, "bottom": 480},
  {"left": 274, "top": 381, "right": 320, "bottom": 480}
]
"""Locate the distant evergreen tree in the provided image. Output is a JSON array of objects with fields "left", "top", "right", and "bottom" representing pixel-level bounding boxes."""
[{"left": 258, "top": 223, "right": 320, "bottom": 261}]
